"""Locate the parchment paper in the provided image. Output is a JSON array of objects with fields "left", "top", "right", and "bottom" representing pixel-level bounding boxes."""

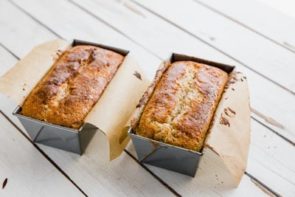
[{"left": 204, "top": 71, "right": 251, "bottom": 186}]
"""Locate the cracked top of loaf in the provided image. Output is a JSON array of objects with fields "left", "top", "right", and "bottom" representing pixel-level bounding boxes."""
[
  {"left": 21, "top": 45, "right": 124, "bottom": 129},
  {"left": 135, "top": 61, "right": 228, "bottom": 151}
]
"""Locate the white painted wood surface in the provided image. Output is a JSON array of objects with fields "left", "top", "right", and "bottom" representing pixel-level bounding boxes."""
[{"left": 0, "top": 0, "right": 294, "bottom": 196}]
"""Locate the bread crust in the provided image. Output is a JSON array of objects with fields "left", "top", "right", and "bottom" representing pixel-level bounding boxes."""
[
  {"left": 21, "top": 45, "right": 124, "bottom": 128},
  {"left": 136, "top": 61, "right": 228, "bottom": 151}
]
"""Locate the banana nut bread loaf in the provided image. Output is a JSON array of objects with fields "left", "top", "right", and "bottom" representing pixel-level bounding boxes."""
[
  {"left": 21, "top": 45, "right": 124, "bottom": 128},
  {"left": 135, "top": 61, "right": 228, "bottom": 151}
]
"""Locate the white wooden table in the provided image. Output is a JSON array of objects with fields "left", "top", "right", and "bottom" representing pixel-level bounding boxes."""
[{"left": 0, "top": 0, "right": 294, "bottom": 196}]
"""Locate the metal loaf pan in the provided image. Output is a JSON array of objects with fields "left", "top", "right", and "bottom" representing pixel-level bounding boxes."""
[
  {"left": 13, "top": 39, "right": 129, "bottom": 154},
  {"left": 129, "top": 53, "right": 235, "bottom": 177}
]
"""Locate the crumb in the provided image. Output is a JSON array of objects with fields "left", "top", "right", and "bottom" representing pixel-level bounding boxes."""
[
  {"left": 224, "top": 84, "right": 229, "bottom": 90},
  {"left": 56, "top": 49, "right": 63, "bottom": 55},
  {"left": 224, "top": 109, "right": 229, "bottom": 116},
  {"left": 224, "top": 107, "right": 236, "bottom": 117},
  {"left": 133, "top": 71, "right": 142, "bottom": 80},
  {"left": 2, "top": 178, "right": 7, "bottom": 189},
  {"left": 220, "top": 115, "right": 230, "bottom": 127},
  {"left": 228, "top": 107, "right": 236, "bottom": 115}
]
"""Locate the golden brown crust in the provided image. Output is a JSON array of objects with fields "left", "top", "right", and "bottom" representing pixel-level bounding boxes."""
[
  {"left": 135, "top": 61, "right": 228, "bottom": 151},
  {"left": 21, "top": 45, "right": 124, "bottom": 128}
]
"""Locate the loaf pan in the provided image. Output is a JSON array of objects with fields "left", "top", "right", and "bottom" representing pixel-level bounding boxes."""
[
  {"left": 13, "top": 106, "right": 97, "bottom": 154},
  {"left": 129, "top": 53, "right": 235, "bottom": 176},
  {"left": 13, "top": 39, "right": 129, "bottom": 154},
  {"left": 129, "top": 128, "right": 203, "bottom": 176}
]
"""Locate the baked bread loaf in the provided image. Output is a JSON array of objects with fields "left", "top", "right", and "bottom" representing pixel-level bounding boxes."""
[
  {"left": 21, "top": 45, "right": 124, "bottom": 128},
  {"left": 135, "top": 61, "right": 228, "bottom": 151}
]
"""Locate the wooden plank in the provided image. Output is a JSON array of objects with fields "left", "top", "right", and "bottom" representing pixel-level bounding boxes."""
[
  {"left": 2, "top": 0, "right": 288, "bottom": 196},
  {"left": 132, "top": 0, "right": 295, "bottom": 95},
  {"left": 195, "top": 0, "right": 295, "bottom": 53},
  {"left": 69, "top": 0, "right": 295, "bottom": 144},
  {"left": 0, "top": 45, "right": 17, "bottom": 76}
]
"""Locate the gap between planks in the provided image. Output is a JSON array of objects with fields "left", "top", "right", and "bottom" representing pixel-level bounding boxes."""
[
  {"left": 0, "top": 43, "right": 19, "bottom": 60},
  {"left": 245, "top": 172, "right": 280, "bottom": 197}
]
